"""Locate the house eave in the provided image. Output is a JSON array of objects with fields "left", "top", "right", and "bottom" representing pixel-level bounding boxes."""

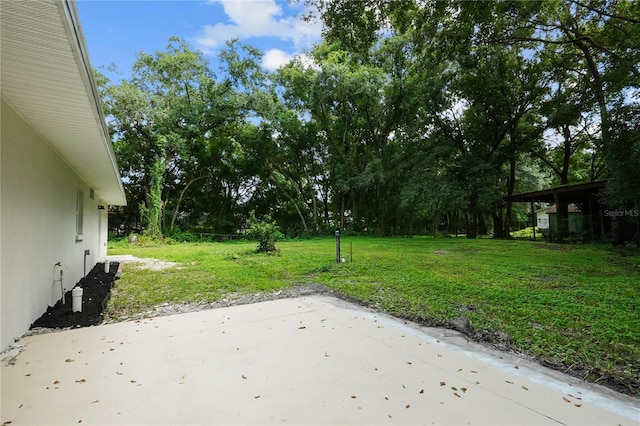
[{"left": 1, "top": 0, "right": 126, "bottom": 206}]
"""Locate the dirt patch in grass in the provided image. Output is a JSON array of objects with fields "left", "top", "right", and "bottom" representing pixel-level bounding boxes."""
[{"left": 103, "top": 283, "right": 338, "bottom": 323}]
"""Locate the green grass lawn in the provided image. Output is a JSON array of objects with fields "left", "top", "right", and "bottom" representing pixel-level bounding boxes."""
[{"left": 108, "top": 237, "right": 640, "bottom": 395}]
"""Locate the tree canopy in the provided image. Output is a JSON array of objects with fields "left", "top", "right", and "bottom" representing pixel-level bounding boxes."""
[{"left": 100, "top": 0, "right": 639, "bottom": 242}]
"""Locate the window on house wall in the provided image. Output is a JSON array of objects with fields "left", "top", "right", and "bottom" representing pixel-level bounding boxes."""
[{"left": 76, "top": 190, "right": 84, "bottom": 241}]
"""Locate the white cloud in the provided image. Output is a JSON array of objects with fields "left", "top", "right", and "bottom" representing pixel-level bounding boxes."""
[
  {"left": 195, "top": 0, "right": 322, "bottom": 54},
  {"left": 262, "top": 49, "right": 292, "bottom": 70}
]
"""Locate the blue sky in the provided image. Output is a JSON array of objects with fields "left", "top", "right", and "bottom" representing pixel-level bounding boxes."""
[{"left": 76, "top": 0, "right": 323, "bottom": 81}]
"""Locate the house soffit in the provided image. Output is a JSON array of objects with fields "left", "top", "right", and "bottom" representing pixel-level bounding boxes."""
[{"left": 1, "top": 0, "right": 126, "bottom": 205}]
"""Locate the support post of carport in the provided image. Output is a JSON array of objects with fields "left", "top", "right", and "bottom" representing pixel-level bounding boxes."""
[{"left": 531, "top": 201, "right": 536, "bottom": 241}]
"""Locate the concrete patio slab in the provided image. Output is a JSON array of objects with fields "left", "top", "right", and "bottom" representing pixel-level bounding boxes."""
[{"left": 1, "top": 295, "right": 638, "bottom": 425}]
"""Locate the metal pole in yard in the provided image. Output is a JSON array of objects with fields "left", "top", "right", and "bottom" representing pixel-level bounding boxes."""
[
  {"left": 531, "top": 201, "right": 536, "bottom": 241},
  {"left": 335, "top": 229, "right": 341, "bottom": 263}
]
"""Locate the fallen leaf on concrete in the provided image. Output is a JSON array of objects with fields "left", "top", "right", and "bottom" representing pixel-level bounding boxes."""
[
  {"left": 53, "top": 380, "right": 60, "bottom": 385},
  {"left": 254, "top": 395, "right": 260, "bottom": 399},
  {"left": 454, "top": 392, "right": 461, "bottom": 398},
  {"left": 116, "top": 372, "right": 123, "bottom": 375},
  {"left": 351, "top": 395, "right": 357, "bottom": 399},
  {"left": 440, "top": 381, "right": 446, "bottom": 386},
  {"left": 406, "top": 361, "right": 412, "bottom": 365},
  {"left": 505, "top": 380, "right": 514, "bottom": 384},
  {"left": 457, "top": 368, "right": 463, "bottom": 372},
  {"left": 574, "top": 403, "right": 582, "bottom": 407},
  {"left": 451, "top": 386, "right": 457, "bottom": 391},
  {"left": 385, "top": 397, "right": 389, "bottom": 400},
  {"left": 405, "top": 404, "right": 410, "bottom": 409},
  {"left": 461, "top": 387, "right": 467, "bottom": 393},
  {"left": 522, "top": 386, "right": 529, "bottom": 391},
  {"left": 130, "top": 380, "right": 137, "bottom": 384},
  {"left": 242, "top": 375, "right": 247, "bottom": 379},
  {"left": 75, "top": 379, "right": 86, "bottom": 384},
  {"left": 562, "top": 396, "right": 571, "bottom": 403},
  {"left": 419, "top": 389, "right": 424, "bottom": 394},
  {"left": 514, "top": 365, "right": 519, "bottom": 369},
  {"left": 470, "top": 370, "right": 478, "bottom": 374},
  {"left": 65, "top": 359, "right": 74, "bottom": 363},
  {"left": 91, "top": 400, "right": 99, "bottom": 404},
  {"left": 298, "top": 326, "right": 306, "bottom": 330}
]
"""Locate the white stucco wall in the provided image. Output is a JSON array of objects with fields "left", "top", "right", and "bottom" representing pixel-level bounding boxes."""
[{"left": 1, "top": 99, "right": 108, "bottom": 351}]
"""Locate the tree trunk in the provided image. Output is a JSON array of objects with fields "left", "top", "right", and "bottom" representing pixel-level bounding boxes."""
[
  {"left": 312, "top": 193, "right": 319, "bottom": 233},
  {"left": 169, "top": 175, "right": 207, "bottom": 232},
  {"left": 466, "top": 196, "right": 478, "bottom": 239},
  {"left": 278, "top": 182, "right": 308, "bottom": 233},
  {"left": 323, "top": 189, "right": 330, "bottom": 225},
  {"left": 466, "top": 214, "right": 477, "bottom": 239},
  {"left": 144, "top": 155, "right": 165, "bottom": 238},
  {"left": 503, "top": 131, "right": 518, "bottom": 238},
  {"left": 561, "top": 124, "right": 571, "bottom": 184},
  {"left": 478, "top": 213, "right": 488, "bottom": 236},
  {"left": 493, "top": 211, "right": 505, "bottom": 239},
  {"left": 340, "top": 193, "right": 346, "bottom": 230}
]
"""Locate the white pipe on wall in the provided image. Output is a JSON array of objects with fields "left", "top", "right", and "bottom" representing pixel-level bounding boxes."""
[{"left": 53, "top": 262, "right": 65, "bottom": 304}]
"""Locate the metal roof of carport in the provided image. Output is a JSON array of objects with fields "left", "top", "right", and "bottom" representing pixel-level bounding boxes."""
[
  {"left": 0, "top": 0, "right": 126, "bottom": 206},
  {"left": 505, "top": 180, "right": 608, "bottom": 204}
]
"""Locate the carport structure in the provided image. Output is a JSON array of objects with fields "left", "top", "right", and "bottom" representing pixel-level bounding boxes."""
[{"left": 506, "top": 181, "right": 609, "bottom": 241}]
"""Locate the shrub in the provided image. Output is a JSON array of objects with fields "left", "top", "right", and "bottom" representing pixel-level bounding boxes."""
[
  {"left": 167, "top": 230, "right": 199, "bottom": 243},
  {"left": 510, "top": 227, "right": 541, "bottom": 239},
  {"left": 246, "top": 211, "right": 284, "bottom": 253}
]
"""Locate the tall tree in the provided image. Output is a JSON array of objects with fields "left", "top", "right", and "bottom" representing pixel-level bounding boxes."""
[
  {"left": 101, "top": 38, "right": 236, "bottom": 238},
  {"left": 307, "top": 0, "right": 639, "bottom": 238}
]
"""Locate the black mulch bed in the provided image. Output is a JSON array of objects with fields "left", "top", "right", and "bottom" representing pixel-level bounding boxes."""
[{"left": 30, "top": 262, "right": 119, "bottom": 329}]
